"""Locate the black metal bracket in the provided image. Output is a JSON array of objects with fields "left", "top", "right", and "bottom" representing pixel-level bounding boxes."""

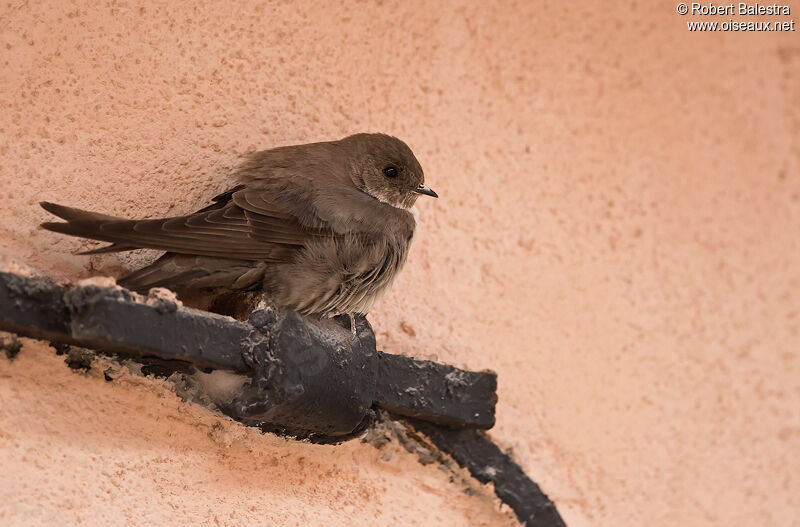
[{"left": 0, "top": 271, "right": 565, "bottom": 526}]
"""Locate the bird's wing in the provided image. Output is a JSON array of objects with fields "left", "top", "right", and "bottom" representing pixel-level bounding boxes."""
[
  {"left": 232, "top": 184, "right": 416, "bottom": 239},
  {"left": 40, "top": 189, "right": 329, "bottom": 261}
]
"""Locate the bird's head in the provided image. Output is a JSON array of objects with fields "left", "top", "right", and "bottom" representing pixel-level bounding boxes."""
[{"left": 343, "top": 133, "right": 437, "bottom": 210}]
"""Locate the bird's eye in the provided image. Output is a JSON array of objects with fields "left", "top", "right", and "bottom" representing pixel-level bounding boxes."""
[{"left": 382, "top": 165, "right": 399, "bottom": 178}]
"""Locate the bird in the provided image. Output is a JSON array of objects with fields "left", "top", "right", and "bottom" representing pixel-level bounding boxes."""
[{"left": 40, "top": 133, "right": 437, "bottom": 321}]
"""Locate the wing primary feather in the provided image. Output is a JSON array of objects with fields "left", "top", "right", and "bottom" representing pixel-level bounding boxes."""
[{"left": 40, "top": 191, "right": 333, "bottom": 261}]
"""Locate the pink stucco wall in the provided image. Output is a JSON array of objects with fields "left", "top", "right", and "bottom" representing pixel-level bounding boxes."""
[{"left": 1, "top": 1, "right": 798, "bottom": 525}]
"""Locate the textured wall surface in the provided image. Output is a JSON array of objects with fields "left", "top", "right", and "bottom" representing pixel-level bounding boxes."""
[{"left": 1, "top": 1, "right": 799, "bottom": 525}]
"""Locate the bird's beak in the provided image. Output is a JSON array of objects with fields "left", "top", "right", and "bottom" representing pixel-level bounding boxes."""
[{"left": 413, "top": 183, "right": 438, "bottom": 198}]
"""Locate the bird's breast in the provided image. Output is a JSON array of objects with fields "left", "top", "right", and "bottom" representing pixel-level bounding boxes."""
[{"left": 268, "top": 232, "right": 412, "bottom": 316}]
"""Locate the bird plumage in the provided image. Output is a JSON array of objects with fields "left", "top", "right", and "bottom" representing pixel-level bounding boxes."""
[{"left": 40, "top": 133, "right": 434, "bottom": 317}]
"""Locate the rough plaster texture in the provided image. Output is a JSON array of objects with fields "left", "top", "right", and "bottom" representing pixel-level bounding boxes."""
[
  {"left": 0, "top": 343, "right": 513, "bottom": 526},
  {"left": 1, "top": 1, "right": 798, "bottom": 526}
]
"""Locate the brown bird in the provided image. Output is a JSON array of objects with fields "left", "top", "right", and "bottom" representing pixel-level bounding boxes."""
[{"left": 40, "top": 133, "right": 437, "bottom": 318}]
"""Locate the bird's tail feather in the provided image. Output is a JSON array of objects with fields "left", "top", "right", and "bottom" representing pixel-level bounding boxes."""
[
  {"left": 117, "top": 259, "right": 209, "bottom": 293},
  {"left": 40, "top": 202, "right": 143, "bottom": 254},
  {"left": 77, "top": 243, "right": 137, "bottom": 255},
  {"left": 40, "top": 201, "right": 121, "bottom": 222},
  {"left": 118, "top": 254, "right": 266, "bottom": 293}
]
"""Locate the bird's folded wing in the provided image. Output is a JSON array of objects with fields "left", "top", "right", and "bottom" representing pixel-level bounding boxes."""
[
  {"left": 232, "top": 185, "right": 410, "bottom": 237},
  {"left": 232, "top": 187, "right": 330, "bottom": 231},
  {"left": 40, "top": 192, "right": 328, "bottom": 261}
]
